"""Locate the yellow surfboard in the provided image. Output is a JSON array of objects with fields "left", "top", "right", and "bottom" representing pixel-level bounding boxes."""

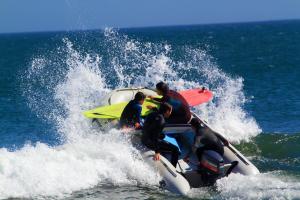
[{"left": 83, "top": 98, "right": 159, "bottom": 119}]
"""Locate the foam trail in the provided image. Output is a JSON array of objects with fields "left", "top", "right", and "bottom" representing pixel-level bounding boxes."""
[{"left": 216, "top": 173, "right": 300, "bottom": 199}]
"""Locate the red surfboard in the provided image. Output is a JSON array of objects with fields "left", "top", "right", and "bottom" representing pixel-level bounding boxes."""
[{"left": 179, "top": 88, "right": 213, "bottom": 106}]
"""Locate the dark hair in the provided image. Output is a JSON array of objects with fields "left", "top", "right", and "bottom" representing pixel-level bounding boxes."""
[
  {"left": 190, "top": 118, "right": 201, "bottom": 129},
  {"left": 156, "top": 81, "right": 169, "bottom": 95},
  {"left": 159, "top": 102, "right": 172, "bottom": 114},
  {"left": 134, "top": 92, "right": 146, "bottom": 101}
]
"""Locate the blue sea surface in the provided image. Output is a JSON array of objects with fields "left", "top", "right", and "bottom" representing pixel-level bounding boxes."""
[{"left": 0, "top": 20, "right": 299, "bottom": 199}]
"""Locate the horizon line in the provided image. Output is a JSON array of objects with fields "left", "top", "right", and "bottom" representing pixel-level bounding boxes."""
[{"left": 1, "top": 18, "right": 300, "bottom": 35}]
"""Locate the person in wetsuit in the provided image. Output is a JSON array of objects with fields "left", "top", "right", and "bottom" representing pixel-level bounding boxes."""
[
  {"left": 184, "top": 118, "right": 224, "bottom": 162},
  {"left": 141, "top": 103, "right": 180, "bottom": 167},
  {"left": 120, "top": 92, "right": 146, "bottom": 129},
  {"left": 149, "top": 81, "right": 191, "bottom": 124}
]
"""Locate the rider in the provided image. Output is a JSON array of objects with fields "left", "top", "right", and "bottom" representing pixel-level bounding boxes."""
[
  {"left": 120, "top": 92, "right": 146, "bottom": 129},
  {"left": 141, "top": 103, "right": 180, "bottom": 167},
  {"left": 150, "top": 81, "right": 191, "bottom": 124},
  {"left": 184, "top": 118, "right": 225, "bottom": 163}
]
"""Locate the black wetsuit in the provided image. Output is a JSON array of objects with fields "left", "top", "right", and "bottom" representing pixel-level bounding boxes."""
[
  {"left": 120, "top": 100, "right": 142, "bottom": 128},
  {"left": 141, "top": 112, "right": 180, "bottom": 167},
  {"left": 154, "top": 90, "right": 191, "bottom": 124},
  {"left": 194, "top": 125, "right": 224, "bottom": 161}
]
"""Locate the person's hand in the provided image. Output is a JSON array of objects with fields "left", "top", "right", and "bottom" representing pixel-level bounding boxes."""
[
  {"left": 153, "top": 153, "right": 160, "bottom": 161},
  {"left": 183, "top": 156, "right": 190, "bottom": 163},
  {"left": 223, "top": 139, "right": 229, "bottom": 146},
  {"left": 122, "top": 127, "right": 133, "bottom": 134},
  {"left": 148, "top": 95, "right": 154, "bottom": 100},
  {"left": 134, "top": 123, "right": 141, "bottom": 129},
  {"left": 146, "top": 105, "right": 154, "bottom": 109}
]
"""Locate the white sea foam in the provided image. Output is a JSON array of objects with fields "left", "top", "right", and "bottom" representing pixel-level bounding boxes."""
[
  {"left": 0, "top": 131, "right": 159, "bottom": 199},
  {"left": 216, "top": 172, "right": 300, "bottom": 199},
  {"left": 0, "top": 28, "right": 264, "bottom": 198},
  {"left": 187, "top": 172, "right": 300, "bottom": 199}
]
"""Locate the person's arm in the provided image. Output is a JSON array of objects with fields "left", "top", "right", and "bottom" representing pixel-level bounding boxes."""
[
  {"left": 153, "top": 97, "right": 163, "bottom": 102},
  {"left": 131, "top": 104, "right": 142, "bottom": 129},
  {"left": 136, "top": 105, "right": 143, "bottom": 127},
  {"left": 150, "top": 94, "right": 167, "bottom": 103},
  {"left": 146, "top": 97, "right": 162, "bottom": 110}
]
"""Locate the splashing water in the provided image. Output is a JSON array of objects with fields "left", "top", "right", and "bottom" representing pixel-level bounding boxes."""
[
  {"left": 216, "top": 172, "right": 300, "bottom": 199},
  {"left": 0, "top": 28, "right": 263, "bottom": 198},
  {"left": 186, "top": 172, "right": 300, "bottom": 199},
  {"left": 0, "top": 130, "right": 159, "bottom": 199},
  {"left": 98, "top": 28, "right": 261, "bottom": 142}
]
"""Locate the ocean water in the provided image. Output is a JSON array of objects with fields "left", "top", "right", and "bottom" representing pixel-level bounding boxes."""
[{"left": 0, "top": 20, "right": 299, "bottom": 199}]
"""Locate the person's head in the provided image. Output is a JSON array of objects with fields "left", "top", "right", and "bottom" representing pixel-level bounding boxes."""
[
  {"left": 190, "top": 118, "right": 201, "bottom": 131},
  {"left": 159, "top": 103, "right": 172, "bottom": 118},
  {"left": 156, "top": 81, "right": 169, "bottom": 96},
  {"left": 134, "top": 92, "right": 146, "bottom": 104}
]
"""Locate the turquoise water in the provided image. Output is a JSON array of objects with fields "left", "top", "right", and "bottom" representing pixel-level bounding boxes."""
[{"left": 0, "top": 20, "right": 299, "bottom": 199}]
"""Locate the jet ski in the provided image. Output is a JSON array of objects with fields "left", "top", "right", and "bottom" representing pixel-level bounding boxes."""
[{"left": 86, "top": 87, "right": 260, "bottom": 195}]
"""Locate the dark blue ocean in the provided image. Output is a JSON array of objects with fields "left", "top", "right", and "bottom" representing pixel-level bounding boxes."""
[{"left": 0, "top": 20, "right": 300, "bottom": 199}]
